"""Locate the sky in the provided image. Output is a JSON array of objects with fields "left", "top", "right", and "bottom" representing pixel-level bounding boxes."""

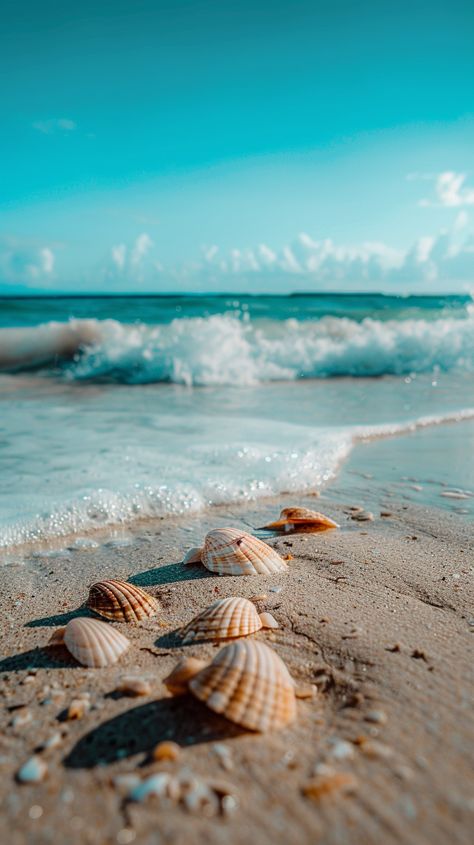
[{"left": 1, "top": 0, "right": 474, "bottom": 294}]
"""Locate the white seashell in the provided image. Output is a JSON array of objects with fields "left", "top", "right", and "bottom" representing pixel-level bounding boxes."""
[
  {"left": 180, "top": 597, "right": 279, "bottom": 643},
  {"left": 182, "top": 528, "right": 287, "bottom": 576},
  {"left": 263, "top": 507, "right": 339, "bottom": 531},
  {"left": 50, "top": 617, "right": 130, "bottom": 667},
  {"left": 165, "top": 640, "right": 298, "bottom": 732}
]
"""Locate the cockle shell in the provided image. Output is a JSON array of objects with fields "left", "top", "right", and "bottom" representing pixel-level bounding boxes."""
[
  {"left": 263, "top": 507, "right": 339, "bottom": 532},
  {"left": 180, "top": 597, "right": 278, "bottom": 643},
  {"left": 164, "top": 640, "right": 297, "bottom": 732},
  {"left": 49, "top": 617, "right": 130, "bottom": 667},
  {"left": 87, "top": 579, "right": 159, "bottom": 623},
  {"left": 182, "top": 528, "right": 288, "bottom": 576}
]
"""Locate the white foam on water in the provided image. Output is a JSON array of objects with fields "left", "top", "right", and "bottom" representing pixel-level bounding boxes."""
[
  {"left": 1, "top": 404, "right": 472, "bottom": 551},
  {"left": 1, "top": 309, "right": 474, "bottom": 384}
]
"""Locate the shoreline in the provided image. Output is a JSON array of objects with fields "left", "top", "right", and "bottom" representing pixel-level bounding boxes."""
[
  {"left": 1, "top": 495, "right": 473, "bottom": 844},
  {"left": 2, "top": 407, "right": 473, "bottom": 561}
]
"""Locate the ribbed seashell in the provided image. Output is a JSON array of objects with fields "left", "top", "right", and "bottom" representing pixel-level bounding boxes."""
[
  {"left": 180, "top": 597, "right": 278, "bottom": 644},
  {"left": 165, "top": 640, "right": 297, "bottom": 732},
  {"left": 263, "top": 507, "right": 339, "bottom": 531},
  {"left": 182, "top": 528, "right": 288, "bottom": 576},
  {"left": 51, "top": 617, "right": 130, "bottom": 667},
  {"left": 87, "top": 579, "right": 159, "bottom": 623}
]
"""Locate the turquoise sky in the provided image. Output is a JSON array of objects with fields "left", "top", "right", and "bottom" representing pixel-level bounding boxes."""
[{"left": 1, "top": 0, "right": 474, "bottom": 292}]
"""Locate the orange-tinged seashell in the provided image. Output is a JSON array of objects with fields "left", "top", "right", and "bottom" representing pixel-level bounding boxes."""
[
  {"left": 165, "top": 640, "right": 298, "bottom": 732},
  {"left": 163, "top": 656, "right": 208, "bottom": 695},
  {"left": 51, "top": 617, "right": 130, "bottom": 667},
  {"left": 182, "top": 528, "right": 287, "bottom": 576},
  {"left": 180, "top": 597, "right": 278, "bottom": 643},
  {"left": 87, "top": 579, "right": 159, "bottom": 623},
  {"left": 263, "top": 507, "right": 339, "bottom": 532}
]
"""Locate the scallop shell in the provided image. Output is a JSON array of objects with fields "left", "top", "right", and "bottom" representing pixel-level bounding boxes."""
[
  {"left": 53, "top": 617, "right": 130, "bottom": 667},
  {"left": 87, "top": 579, "right": 159, "bottom": 623},
  {"left": 180, "top": 597, "right": 279, "bottom": 643},
  {"left": 189, "top": 640, "right": 297, "bottom": 732},
  {"left": 263, "top": 507, "right": 339, "bottom": 531},
  {"left": 182, "top": 528, "right": 288, "bottom": 576}
]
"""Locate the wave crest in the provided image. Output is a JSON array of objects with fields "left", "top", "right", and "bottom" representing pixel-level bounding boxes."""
[
  {"left": 1, "top": 310, "right": 473, "bottom": 384},
  {"left": 68, "top": 311, "right": 474, "bottom": 384}
]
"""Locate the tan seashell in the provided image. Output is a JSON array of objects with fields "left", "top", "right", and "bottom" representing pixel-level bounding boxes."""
[
  {"left": 180, "top": 597, "right": 279, "bottom": 643},
  {"left": 182, "top": 528, "right": 288, "bottom": 576},
  {"left": 87, "top": 579, "right": 159, "bottom": 623},
  {"left": 165, "top": 640, "right": 297, "bottom": 732},
  {"left": 263, "top": 507, "right": 339, "bottom": 532},
  {"left": 51, "top": 617, "right": 130, "bottom": 667},
  {"left": 163, "top": 656, "right": 208, "bottom": 695}
]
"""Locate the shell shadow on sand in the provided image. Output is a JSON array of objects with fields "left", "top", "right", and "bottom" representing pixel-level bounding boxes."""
[
  {"left": 64, "top": 696, "right": 243, "bottom": 769},
  {"left": 25, "top": 606, "right": 92, "bottom": 628},
  {"left": 128, "top": 561, "right": 214, "bottom": 589},
  {"left": 0, "top": 645, "right": 79, "bottom": 673}
]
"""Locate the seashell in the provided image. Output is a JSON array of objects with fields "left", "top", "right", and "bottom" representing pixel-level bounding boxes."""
[
  {"left": 163, "top": 656, "right": 208, "bottom": 695},
  {"left": 180, "top": 597, "right": 279, "bottom": 644},
  {"left": 152, "top": 741, "right": 181, "bottom": 762},
  {"left": 263, "top": 507, "right": 339, "bottom": 532},
  {"left": 182, "top": 528, "right": 288, "bottom": 576},
  {"left": 165, "top": 640, "right": 297, "bottom": 732},
  {"left": 50, "top": 617, "right": 130, "bottom": 667},
  {"left": 116, "top": 675, "right": 152, "bottom": 697},
  {"left": 87, "top": 579, "right": 159, "bottom": 623}
]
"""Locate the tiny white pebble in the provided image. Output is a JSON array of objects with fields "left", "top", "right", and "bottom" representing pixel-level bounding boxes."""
[
  {"left": 17, "top": 756, "right": 48, "bottom": 784},
  {"left": 28, "top": 805, "right": 43, "bottom": 820},
  {"left": 365, "top": 710, "right": 388, "bottom": 725},
  {"left": 117, "top": 829, "right": 136, "bottom": 844}
]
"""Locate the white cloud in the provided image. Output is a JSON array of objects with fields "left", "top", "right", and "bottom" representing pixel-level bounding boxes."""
[
  {"left": 131, "top": 233, "right": 153, "bottom": 266},
  {"left": 40, "top": 247, "right": 55, "bottom": 274},
  {"left": 33, "top": 118, "right": 77, "bottom": 135},
  {"left": 111, "top": 244, "right": 126, "bottom": 271},
  {"left": 0, "top": 239, "right": 55, "bottom": 286},
  {"left": 418, "top": 171, "right": 474, "bottom": 208}
]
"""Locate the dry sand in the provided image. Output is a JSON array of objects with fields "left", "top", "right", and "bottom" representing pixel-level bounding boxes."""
[{"left": 1, "top": 496, "right": 473, "bottom": 845}]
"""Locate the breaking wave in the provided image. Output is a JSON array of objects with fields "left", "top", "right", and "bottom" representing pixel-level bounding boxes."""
[{"left": 1, "top": 309, "right": 473, "bottom": 385}]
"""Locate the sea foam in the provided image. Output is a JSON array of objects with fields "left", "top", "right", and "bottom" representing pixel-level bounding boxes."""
[{"left": 1, "top": 310, "right": 473, "bottom": 384}]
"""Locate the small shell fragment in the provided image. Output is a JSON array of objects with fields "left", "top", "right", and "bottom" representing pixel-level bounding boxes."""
[
  {"left": 180, "top": 597, "right": 278, "bottom": 643},
  {"left": 182, "top": 528, "right": 288, "bottom": 576},
  {"left": 116, "top": 676, "right": 152, "bottom": 697},
  {"left": 66, "top": 698, "right": 91, "bottom": 720},
  {"left": 128, "top": 773, "right": 176, "bottom": 803},
  {"left": 51, "top": 617, "right": 130, "bottom": 668},
  {"left": 87, "top": 579, "right": 159, "bottom": 624},
  {"left": 303, "top": 772, "right": 357, "bottom": 800},
  {"left": 152, "top": 741, "right": 181, "bottom": 762},
  {"left": 263, "top": 507, "right": 339, "bottom": 532},
  {"left": 17, "top": 756, "right": 48, "bottom": 784},
  {"left": 165, "top": 640, "right": 297, "bottom": 732}
]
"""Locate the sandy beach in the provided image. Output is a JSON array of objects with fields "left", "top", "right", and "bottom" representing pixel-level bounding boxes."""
[{"left": 1, "top": 494, "right": 472, "bottom": 845}]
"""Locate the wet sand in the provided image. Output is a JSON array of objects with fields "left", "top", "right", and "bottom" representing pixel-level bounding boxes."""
[{"left": 1, "top": 496, "right": 473, "bottom": 845}]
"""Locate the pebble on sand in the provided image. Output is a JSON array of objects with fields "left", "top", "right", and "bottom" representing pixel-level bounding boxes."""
[
  {"left": 17, "top": 756, "right": 48, "bottom": 784},
  {"left": 152, "top": 741, "right": 181, "bottom": 762},
  {"left": 303, "top": 771, "right": 358, "bottom": 801},
  {"left": 116, "top": 676, "right": 152, "bottom": 697}
]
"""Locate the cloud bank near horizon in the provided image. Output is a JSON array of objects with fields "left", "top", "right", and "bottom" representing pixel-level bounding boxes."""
[{"left": 2, "top": 172, "right": 474, "bottom": 294}]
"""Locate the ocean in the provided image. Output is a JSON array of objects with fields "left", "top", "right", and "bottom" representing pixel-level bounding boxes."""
[{"left": 0, "top": 293, "right": 473, "bottom": 553}]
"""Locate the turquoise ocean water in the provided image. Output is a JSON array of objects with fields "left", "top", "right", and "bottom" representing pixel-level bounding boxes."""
[{"left": 0, "top": 293, "right": 473, "bottom": 551}]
